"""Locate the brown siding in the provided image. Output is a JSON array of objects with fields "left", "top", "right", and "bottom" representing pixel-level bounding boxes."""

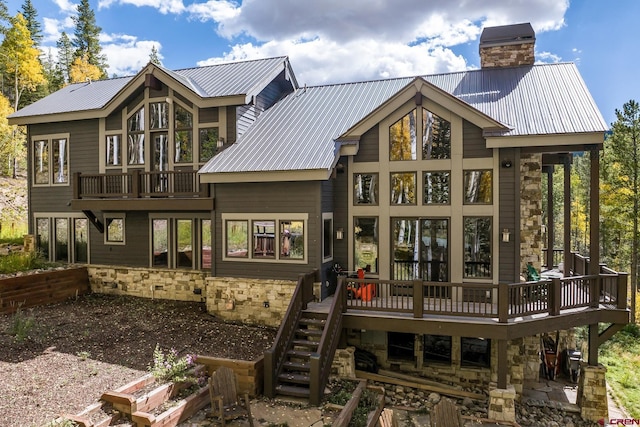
[
  {"left": 106, "top": 111, "right": 122, "bottom": 131},
  {"left": 463, "top": 120, "right": 492, "bottom": 158},
  {"left": 226, "top": 106, "right": 237, "bottom": 143},
  {"left": 149, "top": 83, "right": 169, "bottom": 98},
  {"left": 174, "top": 91, "right": 193, "bottom": 108},
  {"left": 199, "top": 107, "right": 219, "bottom": 123},
  {"left": 333, "top": 158, "right": 349, "bottom": 266},
  {"left": 498, "top": 148, "right": 519, "bottom": 282},
  {"left": 214, "top": 181, "right": 322, "bottom": 280},
  {"left": 89, "top": 211, "right": 150, "bottom": 267},
  {"left": 30, "top": 120, "right": 100, "bottom": 213},
  {"left": 126, "top": 90, "right": 144, "bottom": 112},
  {"left": 355, "top": 125, "right": 379, "bottom": 163}
]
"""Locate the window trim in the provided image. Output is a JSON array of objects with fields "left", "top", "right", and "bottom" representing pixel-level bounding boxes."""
[
  {"left": 463, "top": 169, "right": 493, "bottom": 205},
  {"left": 222, "top": 213, "right": 308, "bottom": 264},
  {"left": 390, "top": 171, "right": 417, "bottom": 205},
  {"left": 353, "top": 173, "right": 379, "bottom": 206},
  {"left": 148, "top": 213, "right": 211, "bottom": 270},
  {"left": 423, "top": 170, "right": 451, "bottom": 205},
  {"left": 463, "top": 216, "right": 493, "bottom": 280},
  {"left": 105, "top": 133, "right": 123, "bottom": 168},
  {"left": 33, "top": 213, "right": 90, "bottom": 264},
  {"left": 460, "top": 337, "right": 491, "bottom": 369},
  {"left": 31, "top": 134, "right": 70, "bottom": 187},
  {"left": 104, "top": 213, "right": 126, "bottom": 245}
]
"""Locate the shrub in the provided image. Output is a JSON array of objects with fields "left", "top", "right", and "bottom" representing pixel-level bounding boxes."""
[
  {"left": 8, "top": 305, "right": 36, "bottom": 342},
  {"left": 148, "top": 344, "right": 198, "bottom": 384},
  {"left": 0, "top": 250, "right": 50, "bottom": 274}
]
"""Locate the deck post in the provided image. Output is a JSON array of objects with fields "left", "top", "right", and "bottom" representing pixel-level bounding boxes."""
[
  {"left": 498, "top": 283, "right": 508, "bottom": 322},
  {"left": 73, "top": 172, "right": 81, "bottom": 199},
  {"left": 588, "top": 323, "right": 599, "bottom": 365},
  {"left": 617, "top": 272, "right": 629, "bottom": 309},
  {"left": 544, "top": 165, "right": 554, "bottom": 270},
  {"left": 550, "top": 278, "right": 561, "bottom": 316},
  {"left": 497, "top": 339, "right": 508, "bottom": 389},
  {"left": 131, "top": 169, "right": 140, "bottom": 198},
  {"left": 590, "top": 276, "right": 600, "bottom": 308},
  {"left": 563, "top": 156, "right": 572, "bottom": 275},
  {"left": 589, "top": 149, "right": 600, "bottom": 277},
  {"left": 413, "top": 280, "right": 423, "bottom": 318}
]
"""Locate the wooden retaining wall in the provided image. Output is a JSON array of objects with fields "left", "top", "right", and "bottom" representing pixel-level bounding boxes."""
[
  {"left": 0, "top": 267, "right": 90, "bottom": 314},
  {"left": 196, "top": 355, "right": 264, "bottom": 397}
]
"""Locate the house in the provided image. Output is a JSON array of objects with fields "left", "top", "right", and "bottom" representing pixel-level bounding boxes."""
[{"left": 10, "top": 23, "right": 628, "bottom": 421}]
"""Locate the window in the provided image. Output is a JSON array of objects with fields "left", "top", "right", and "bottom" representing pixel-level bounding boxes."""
[
  {"left": 223, "top": 214, "right": 307, "bottom": 262},
  {"left": 199, "top": 127, "right": 219, "bottom": 163},
  {"left": 174, "top": 104, "right": 193, "bottom": 163},
  {"left": 464, "top": 217, "right": 492, "bottom": 279},
  {"left": 464, "top": 170, "right": 493, "bottom": 204},
  {"left": 390, "top": 110, "right": 417, "bottom": 161},
  {"left": 461, "top": 337, "right": 491, "bottom": 368},
  {"left": 388, "top": 332, "right": 415, "bottom": 361},
  {"left": 421, "top": 219, "right": 448, "bottom": 282},
  {"left": 354, "top": 217, "right": 378, "bottom": 273},
  {"left": 424, "top": 172, "right": 450, "bottom": 204},
  {"left": 32, "top": 136, "right": 69, "bottom": 185},
  {"left": 128, "top": 107, "right": 145, "bottom": 165},
  {"left": 36, "top": 218, "right": 49, "bottom": 259},
  {"left": 105, "top": 215, "right": 125, "bottom": 244},
  {"left": 74, "top": 218, "right": 88, "bottom": 263},
  {"left": 149, "top": 102, "right": 168, "bottom": 129},
  {"left": 106, "top": 135, "right": 121, "bottom": 166},
  {"left": 176, "top": 219, "right": 193, "bottom": 268},
  {"left": 323, "top": 213, "right": 333, "bottom": 261},
  {"left": 54, "top": 218, "right": 68, "bottom": 262},
  {"left": 201, "top": 219, "right": 212, "bottom": 270},
  {"left": 391, "top": 172, "right": 416, "bottom": 204},
  {"left": 152, "top": 219, "right": 169, "bottom": 267},
  {"left": 354, "top": 173, "right": 378, "bottom": 205},
  {"left": 392, "top": 218, "right": 449, "bottom": 281},
  {"left": 424, "top": 335, "right": 452, "bottom": 364},
  {"left": 150, "top": 216, "right": 210, "bottom": 269},
  {"left": 422, "top": 108, "right": 451, "bottom": 160}
]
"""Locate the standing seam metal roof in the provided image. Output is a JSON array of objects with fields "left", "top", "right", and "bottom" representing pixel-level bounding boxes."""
[{"left": 200, "top": 62, "right": 608, "bottom": 175}]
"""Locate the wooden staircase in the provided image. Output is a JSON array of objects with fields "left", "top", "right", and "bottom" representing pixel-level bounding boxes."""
[{"left": 275, "top": 311, "right": 327, "bottom": 398}]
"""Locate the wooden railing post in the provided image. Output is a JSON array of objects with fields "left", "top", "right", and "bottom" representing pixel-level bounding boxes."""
[
  {"left": 263, "top": 351, "right": 274, "bottom": 398},
  {"left": 590, "top": 275, "right": 600, "bottom": 308},
  {"left": 413, "top": 280, "right": 423, "bottom": 318},
  {"left": 498, "top": 283, "right": 508, "bottom": 322},
  {"left": 550, "top": 278, "right": 561, "bottom": 316},
  {"left": 73, "top": 172, "right": 81, "bottom": 199},
  {"left": 131, "top": 169, "right": 140, "bottom": 198},
  {"left": 617, "top": 272, "right": 629, "bottom": 309}
]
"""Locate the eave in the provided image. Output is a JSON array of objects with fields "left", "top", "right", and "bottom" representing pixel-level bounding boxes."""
[
  {"left": 485, "top": 132, "right": 605, "bottom": 149},
  {"left": 199, "top": 169, "right": 332, "bottom": 184},
  {"left": 71, "top": 198, "right": 215, "bottom": 212}
]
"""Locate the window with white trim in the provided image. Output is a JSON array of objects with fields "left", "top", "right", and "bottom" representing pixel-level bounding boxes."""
[{"left": 104, "top": 214, "right": 125, "bottom": 245}]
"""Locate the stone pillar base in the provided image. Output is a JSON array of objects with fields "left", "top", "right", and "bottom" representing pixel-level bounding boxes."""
[
  {"left": 488, "top": 385, "right": 516, "bottom": 422},
  {"left": 577, "top": 364, "right": 608, "bottom": 422},
  {"left": 331, "top": 347, "right": 356, "bottom": 378}
]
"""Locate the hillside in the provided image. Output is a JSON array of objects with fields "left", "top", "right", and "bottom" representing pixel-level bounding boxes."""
[{"left": 0, "top": 176, "right": 28, "bottom": 235}]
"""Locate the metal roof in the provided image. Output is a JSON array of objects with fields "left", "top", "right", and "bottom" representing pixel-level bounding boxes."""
[
  {"left": 9, "top": 56, "right": 291, "bottom": 120},
  {"left": 201, "top": 62, "right": 607, "bottom": 175}
]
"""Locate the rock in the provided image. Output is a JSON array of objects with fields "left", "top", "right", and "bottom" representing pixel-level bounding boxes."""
[
  {"left": 462, "top": 397, "right": 474, "bottom": 407},
  {"left": 428, "top": 392, "right": 440, "bottom": 404}
]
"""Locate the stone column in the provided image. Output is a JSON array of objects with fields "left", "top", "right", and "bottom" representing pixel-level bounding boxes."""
[
  {"left": 576, "top": 364, "right": 608, "bottom": 422},
  {"left": 520, "top": 153, "right": 543, "bottom": 275},
  {"left": 508, "top": 338, "right": 524, "bottom": 395},
  {"left": 488, "top": 385, "right": 516, "bottom": 422},
  {"left": 523, "top": 335, "right": 541, "bottom": 382},
  {"left": 331, "top": 347, "right": 356, "bottom": 378}
]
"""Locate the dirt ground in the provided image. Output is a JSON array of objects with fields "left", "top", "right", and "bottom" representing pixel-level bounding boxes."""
[{"left": 0, "top": 293, "right": 277, "bottom": 427}]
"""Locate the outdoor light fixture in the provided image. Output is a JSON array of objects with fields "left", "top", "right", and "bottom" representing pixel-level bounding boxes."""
[
  {"left": 502, "top": 228, "right": 511, "bottom": 242},
  {"left": 217, "top": 137, "right": 225, "bottom": 149},
  {"left": 501, "top": 160, "right": 513, "bottom": 168},
  {"left": 336, "top": 228, "right": 344, "bottom": 240}
]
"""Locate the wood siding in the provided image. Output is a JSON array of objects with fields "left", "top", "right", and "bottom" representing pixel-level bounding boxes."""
[
  {"left": 463, "top": 120, "right": 492, "bottom": 158},
  {"left": 89, "top": 211, "right": 150, "bottom": 267},
  {"left": 355, "top": 125, "right": 379, "bottom": 163},
  {"left": 226, "top": 106, "right": 237, "bottom": 144},
  {"left": 214, "top": 181, "right": 322, "bottom": 280},
  {"left": 199, "top": 107, "right": 219, "bottom": 123},
  {"left": 498, "top": 148, "right": 519, "bottom": 282},
  {"left": 106, "top": 111, "right": 122, "bottom": 131},
  {"left": 333, "top": 158, "right": 349, "bottom": 267},
  {"left": 149, "top": 83, "right": 169, "bottom": 98}
]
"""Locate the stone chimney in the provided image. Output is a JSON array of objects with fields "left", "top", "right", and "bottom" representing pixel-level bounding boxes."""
[{"left": 479, "top": 23, "right": 535, "bottom": 68}]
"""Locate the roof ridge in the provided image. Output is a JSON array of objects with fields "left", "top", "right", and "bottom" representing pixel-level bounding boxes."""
[{"left": 173, "top": 56, "right": 288, "bottom": 73}]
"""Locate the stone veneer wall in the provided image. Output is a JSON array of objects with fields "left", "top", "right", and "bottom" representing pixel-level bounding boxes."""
[
  {"left": 520, "top": 153, "right": 543, "bottom": 275},
  {"left": 479, "top": 43, "right": 535, "bottom": 68},
  {"left": 577, "top": 364, "right": 608, "bottom": 422},
  {"left": 205, "top": 276, "right": 297, "bottom": 327}
]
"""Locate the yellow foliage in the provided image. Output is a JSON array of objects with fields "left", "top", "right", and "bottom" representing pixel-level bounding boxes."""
[{"left": 69, "top": 54, "right": 103, "bottom": 83}]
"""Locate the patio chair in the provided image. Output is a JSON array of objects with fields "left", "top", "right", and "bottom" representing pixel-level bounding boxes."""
[{"left": 208, "top": 366, "right": 254, "bottom": 427}]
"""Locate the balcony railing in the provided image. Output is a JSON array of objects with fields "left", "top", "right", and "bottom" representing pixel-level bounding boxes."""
[
  {"left": 342, "top": 271, "right": 628, "bottom": 322},
  {"left": 73, "top": 171, "right": 208, "bottom": 199}
]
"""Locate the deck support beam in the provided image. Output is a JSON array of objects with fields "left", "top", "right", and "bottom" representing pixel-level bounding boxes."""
[
  {"left": 589, "top": 149, "right": 600, "bottom": 277},
  {"left": 543, "top": 165, "right": 554, "bottom": 270},
  {"left": 563, "top": 156, "right": 572, "bottom": 275},
  {"left": 588, "top": 323, "right": 599, "bottom": 365},
  {"left": 497, "top": 339, "right": 508, "bottom": 389}
]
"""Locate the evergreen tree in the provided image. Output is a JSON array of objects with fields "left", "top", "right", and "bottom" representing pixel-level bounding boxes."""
[
  {"left": 149, "top": 45, "right": 161, "bottom": 65},
  {"left": 0, "top": 0, "right": 10, "bottom": 34},
  {"left": 42, "top": 49, "right": 65, "bottom": 93},
  {"left": 72, "top": 0, "right": 107, "bottom": 78},
  {"left": 56, "top": 32, "right": 74, "bottom": 83},
  {"left": 20, "top": 0, "right": 41, "bottom": 47}
]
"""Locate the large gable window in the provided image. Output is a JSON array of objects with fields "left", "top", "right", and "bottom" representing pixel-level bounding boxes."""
[
  {"left": 175, "top": 104, "right": 193, "bottom": 163},
  {"left": 464, "top": 170, "right": 493, "bottom": 204},
  {"left": 199, "top": 127, "right": 220, "bottom": 163},
  {"left": 390, "top": 110, "right": 417, "bottom": 161},
  {"left": 464, "top": 216, "right": 492, "bottom": 278},
  {"left": 354, "top": 173, "right": 378, "bottom": 205},
  {"left": 32, "top": 136, "right": 69, "bottom": 186},
  {"left": 127, "top": 107, "right": 145, "bottom": 165},
  {"left": 149, "top": 102, "right": 168, "bottom": 129},
  {"left": 391, "top": 172, "right": 416, "bottom": 205},
  {"left": 422, "top": 108, "right": 451, "bottom": 160},
  {"left": 106, "top": 135, "right": 121, "bottom": 166}
]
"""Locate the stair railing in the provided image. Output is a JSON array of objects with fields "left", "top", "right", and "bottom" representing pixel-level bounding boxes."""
[
  {"left": 264, "top": 269, "right": 317, "bottom": 398},
  {"left": 308, "top": 275, "right": 346, "bottom": 405}
]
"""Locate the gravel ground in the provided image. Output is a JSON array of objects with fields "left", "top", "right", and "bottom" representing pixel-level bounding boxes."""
[{"left": 0, "top": 294, "right": 276, "bottom": 427}]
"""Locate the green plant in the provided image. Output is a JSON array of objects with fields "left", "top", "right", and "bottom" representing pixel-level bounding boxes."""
[
  {"left": 148, "top": 344, "right": 198, "bottom": 384},
  {"left": 46, "top": 417, "right": 79, "bottom": 427},
  {"left": 0, "top": 250, "right": 50, "bottom": 274},
  {"left": 7, "top": 305, "right": 36, "bottom": 342},
  {"left": 76, "top": 351, "right": 91, "bottom": 361}
]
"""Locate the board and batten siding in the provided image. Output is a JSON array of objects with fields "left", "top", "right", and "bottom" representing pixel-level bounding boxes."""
[
  {"left": 106, "top": 111, "right": 122, "bottom": 131},
  {"left": 226, "top": 106, "right": 237, "bottom": 144},
  {"left": 354, "top": 125, "right": 379, "bottom": 163},
  {"left": 498, "top": 148, "right": 519, "bottom": 282},
  {"left": 463, "top": 119, "right": 492, "bottom": 159},
  {"left": 29, "top": 120, "right": 100, "bottom": 214},
  {"left": 199, "top": 107, "right": 219, "bottom": 124},
  {"left": 89, "top": 211, "right": 150, "bottom": 267},
  {"left": 214, "top": 181, "right": 322, "bottom": 280},
  {"left": 332, "top": 158, "right": 349, "bottom": 268}
]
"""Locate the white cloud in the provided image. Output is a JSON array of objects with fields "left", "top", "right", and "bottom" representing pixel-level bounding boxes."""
[
  {"left": 52, "top": 0, "right": 78, "bottom": 14},
  {"left": 98, "top": 0, "right": 186, "bottom": 14},
  {"left": 535, "top": 51, "right": 562, "bottom": 63},
  {"left": 186, "top": 0, "right": 240, "bottom": 22},
  {"left": 101, "top": 34, "right": 163, "bottom": 76}
]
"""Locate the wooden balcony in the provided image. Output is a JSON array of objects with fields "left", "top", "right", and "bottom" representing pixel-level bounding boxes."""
[
  {"left": 71, "top": 171, "right": 214, "bottom": 211},
  {"left": 319, "top": 272, "right": 630, "bottom": 341}
]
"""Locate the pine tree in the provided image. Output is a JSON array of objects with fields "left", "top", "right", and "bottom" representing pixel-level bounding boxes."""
[
  {"left": 20, "top": 0, "right": 41, "bottom": 47},
  {"left": 72, "top": 0, "right": 107, "bottom": 78},
  {"left": 0, "top": 0, "right": 10, "bottom": 34},
  {"left": 149, "top": 45, "right": 162, "bottom": 65},
  {"left": 42, "top": 49, "right": 65, "bottom": 93},
  {"left": 56, "top": 32, "right": 74, "bottom": 83}
]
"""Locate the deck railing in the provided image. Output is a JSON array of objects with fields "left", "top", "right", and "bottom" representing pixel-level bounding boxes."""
[
  {"left": 342, "top": 271, "right": 628, "bottom": 322},
  {"left": 73, "top": 170, "right": 209, "bottom": 199}
]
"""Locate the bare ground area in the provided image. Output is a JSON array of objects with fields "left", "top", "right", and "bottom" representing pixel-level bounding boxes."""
[{"left": 0, "top": 294, "right": 277, "bottom": 427}]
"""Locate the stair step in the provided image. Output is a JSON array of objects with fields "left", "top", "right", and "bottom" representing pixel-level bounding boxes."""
[
  {"left": 292, "top": 339, "right": 320, "bottom": 348},
  {"left": 282, "top": 361, "right": 310, "bottom": 372},
  {"left": 278, "top": 372, "right": 310, "bottom": 385},
  {"left": 298, "top": 317, "right": 326, "bottom": 327},
  {"left": 276, "top": 384, "right": 310, "bottom": 398},
  {"left": 301, "top": 311, "right": 328, "bottom": 320},
  {"left": 287, "top": 349, "right": 313, "bottom": 359},
  {"left": 296, "top": 328, "right": 322, "bottom": 337}
]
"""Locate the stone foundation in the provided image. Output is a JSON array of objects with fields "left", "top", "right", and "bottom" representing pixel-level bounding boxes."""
[
  {"left": 488, "top": 385, "right": 516, "bottom": 422},
  {"left": 577, "top": 364, "right": 608, "bottom": 422},
  {"left": 520, "top": 153, "right": 543, "bottom": 274},
  {"left": 331, "top": 347, "right": 356, "bottom": 378},
  {"left": 523, "top": 335, "right": 541, "bottom": 382}
]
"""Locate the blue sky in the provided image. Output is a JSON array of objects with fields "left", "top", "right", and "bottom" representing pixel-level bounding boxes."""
[{"left": 4, "top": 0, "right": 636, "bottom": 125}]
